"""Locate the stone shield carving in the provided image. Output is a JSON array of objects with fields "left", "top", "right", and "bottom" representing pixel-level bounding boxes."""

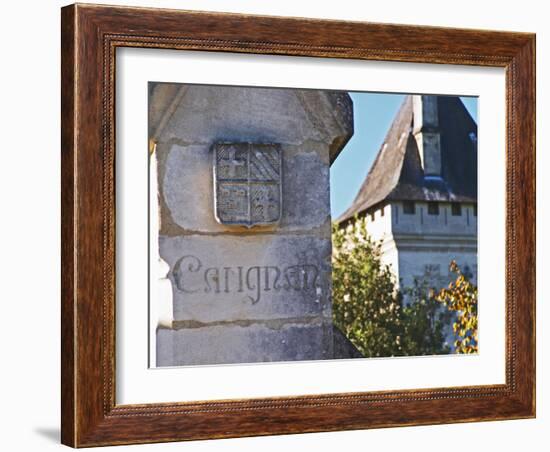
[{"left": 213, "top": 143, "right": 282, "bottom": 227}]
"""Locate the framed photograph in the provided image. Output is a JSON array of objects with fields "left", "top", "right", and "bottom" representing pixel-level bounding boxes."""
[{"left": 61, "top": 3, "right": 535, "bottom": 447}]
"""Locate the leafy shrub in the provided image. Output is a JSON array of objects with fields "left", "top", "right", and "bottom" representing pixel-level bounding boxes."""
[
  {"left": 332, "top": 217, "right": 474, "bottom": 357},
  {"left": 434, "top": 261, "right": 478, "bottom": 353}
]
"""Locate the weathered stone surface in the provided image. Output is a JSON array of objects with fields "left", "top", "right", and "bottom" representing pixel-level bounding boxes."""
[
  {"left": 153, "top": 85, "right": 352, "bottom": 150},
  {"left": 157, "top": 321, "right": 334, "bottom": 366},
  {"left": 160, "top": 141, "right": 330, "bottom": 234},
  {"left": 150, "top": 83, "right": 354, "bottom": 366},
  {"left": 160, "top": 235, "right": 332, "bottom": 323}
]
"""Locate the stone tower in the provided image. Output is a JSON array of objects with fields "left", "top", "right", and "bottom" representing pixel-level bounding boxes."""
[{"left": 338, "top": 95, "right": 478, "bottom": 291}]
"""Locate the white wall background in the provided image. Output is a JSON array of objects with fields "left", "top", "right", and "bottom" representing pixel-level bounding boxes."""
[{"left": 0, "top": 1, "right": 545, "bottom": 451}]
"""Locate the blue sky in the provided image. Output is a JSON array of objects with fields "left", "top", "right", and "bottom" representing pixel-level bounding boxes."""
[{"left": 330, "top": 93, "right": 478, "bottom": 218}]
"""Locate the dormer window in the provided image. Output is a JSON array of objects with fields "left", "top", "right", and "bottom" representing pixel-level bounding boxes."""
[
  {"left": 451, "top": 203, "right": 462, "bottom": 216},
  {"left": 428, "top": 202, "right": 439, "bottom": 215},
  {"left": 403, "top": 201, "right": 415, "bottom": 215}
]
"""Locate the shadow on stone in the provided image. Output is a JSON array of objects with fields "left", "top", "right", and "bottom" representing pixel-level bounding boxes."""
[{"left": 332, "top": 325, "right": 364, "bottom": 359}]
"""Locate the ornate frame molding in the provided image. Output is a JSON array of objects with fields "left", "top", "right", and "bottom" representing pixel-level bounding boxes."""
[{"left": 61, "top": 4, "right": 535, "bottom": 447}]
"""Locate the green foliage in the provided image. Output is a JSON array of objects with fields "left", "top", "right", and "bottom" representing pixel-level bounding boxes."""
[
  {"left": 332, "top": 216, "right": 450, "bottom": 358},
  {"left": 434, "top": 261, "right": 478, "bottom": 353},
  {"left": 332, "top": 217, "right": 403, "bottom": 357},
  {"left": 400, "top": 280, "right": 451, "bottom": 356}
]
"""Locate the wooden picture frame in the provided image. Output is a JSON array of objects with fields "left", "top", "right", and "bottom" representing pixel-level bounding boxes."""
[{"left": 61, "top": 3, "right": 535, "bottom": 447}]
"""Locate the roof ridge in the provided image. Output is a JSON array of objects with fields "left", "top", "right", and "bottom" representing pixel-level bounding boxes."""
[{"left": 337, "top": 95, "right": 478, "bottom": 224}]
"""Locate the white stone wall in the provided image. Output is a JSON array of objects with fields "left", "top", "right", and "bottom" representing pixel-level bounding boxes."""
[
  {"left": 363, "top": 204, "right": 400, "bottom": 284},
  {"left": 396, "top": 243, "right": 477, "bottom": 290},
  {"left": 392, "top": 201, "right": 477, "bottom": 238},
  {"left": 365, "top": 201, "right": 478, "bottom": 291}
]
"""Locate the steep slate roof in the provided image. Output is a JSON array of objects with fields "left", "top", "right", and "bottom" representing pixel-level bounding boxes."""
[{"left": 338, "top": 95, "right": 477, "bottom": 223}]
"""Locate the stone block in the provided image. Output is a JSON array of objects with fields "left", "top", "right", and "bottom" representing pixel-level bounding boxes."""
[
  {"left": 159, "top": 142, "right": 330, "bottom": 234},
  {"left": 160, "top": 234, "right": 332, "bottom": 323},
  {"left": 157, "top": 320, "right": 334, "bottom": 366},
  {"left": 150, "top": 83, "right": 354, "bottom": 366},
  {"left": 153, "top": 85, "right": 352, "bottom": 152}
]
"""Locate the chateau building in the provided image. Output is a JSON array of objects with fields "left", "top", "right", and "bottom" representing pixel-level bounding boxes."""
[{"left": 338, "top": 95, "right": 478, "bottom": 292}]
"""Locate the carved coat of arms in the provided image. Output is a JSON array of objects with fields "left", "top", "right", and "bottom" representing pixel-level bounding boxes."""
[{"left": 213, "top": 143, "right": 282, "bottom": 227}]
